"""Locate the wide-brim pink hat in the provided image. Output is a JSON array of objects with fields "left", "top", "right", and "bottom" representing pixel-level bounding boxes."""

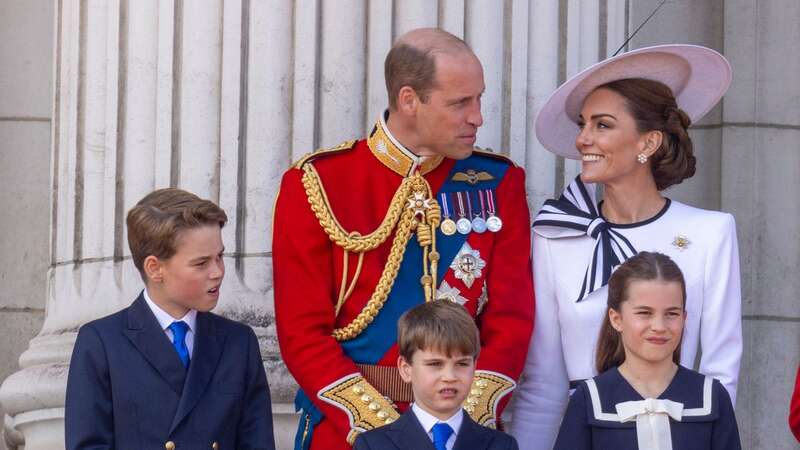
[{"left": 535, "top": 44, "right": 732, "bottom": 159}]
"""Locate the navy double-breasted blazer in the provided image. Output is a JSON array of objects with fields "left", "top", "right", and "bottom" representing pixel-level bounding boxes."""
[{"left": 65, "top": 293, "right": 275, "bottom": 450}]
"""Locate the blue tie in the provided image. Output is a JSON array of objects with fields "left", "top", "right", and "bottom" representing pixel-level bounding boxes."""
[
  {"left": 168, "top": 321, "right": 190, "bottom": 369},
  {"left": 431, "top": 422, "right": 453, "bottom": 450}
]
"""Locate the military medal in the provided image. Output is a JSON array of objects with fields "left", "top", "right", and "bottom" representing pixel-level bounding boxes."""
[
  {"left": 439, "top": 193, "right": 457, "bottom": 236},
  {"left": 470, "top": 191, "right": 487, "bottom": 233},
  {"left": 455, "top": 192, "right": 472, "bottom": 235},
  {"left": 485, "top": 189, "right": 503, "bottom": 232}
]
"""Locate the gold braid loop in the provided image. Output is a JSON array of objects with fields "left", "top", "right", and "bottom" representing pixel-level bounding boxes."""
[
  {"left": 332, "top": 206, "right": 417, "bottom": 341},
  {"left": 427, "top": 201, "right": 442, "bottom": 227},
  {"left": 301, "top": 163, "right": 412, "bottom": 252},
  {"left": 302, "top": 163, "right": 437, "bottom": 341},
  {"left": 416, "top": 222, "right": 433, "bottom": 247},
  {"left": 419, "top": 178, "right": 440, "bottom": 299}
]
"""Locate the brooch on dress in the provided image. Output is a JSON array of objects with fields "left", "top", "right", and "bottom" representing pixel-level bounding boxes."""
[{"left": 672, "top": 235, "right": 691, "bottom": 251}]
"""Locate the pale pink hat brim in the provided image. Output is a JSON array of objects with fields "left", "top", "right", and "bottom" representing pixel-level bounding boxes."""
[{"left": 535, "top": 44, "right": 732, "bottom": 160}]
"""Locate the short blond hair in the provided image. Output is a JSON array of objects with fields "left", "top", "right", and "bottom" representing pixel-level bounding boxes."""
[
  {"left": 126, "top": 188, "right": 227, "bottom": 281},
  {"left": 397, "top": 300, "right": 480, "bottom": 363}
]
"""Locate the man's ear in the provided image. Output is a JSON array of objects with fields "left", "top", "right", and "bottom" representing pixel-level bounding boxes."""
[
  {"left": 143, "top": 255, "right": 164, "bottom": 283},
  {"left": 397, "top": 355, "right": 413, "bottom": 383},
  {"left": 396, "top": 86, "right": 420, "bottom": 116}
]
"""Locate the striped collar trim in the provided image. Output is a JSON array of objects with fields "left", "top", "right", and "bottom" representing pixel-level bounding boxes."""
[
  {"left": 532, "top": 175, "right": 638, "bottom": 302},
  {"left": 367, "top": 110, "right": 443, "bottom": 177},
  {"left": 585, "top": 375, "right": 713, "bottom": 422}
]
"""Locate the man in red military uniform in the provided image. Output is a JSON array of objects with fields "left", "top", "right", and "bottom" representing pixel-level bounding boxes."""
[{"left": 273, "top": 28, "right": 534, "bottom": 450}]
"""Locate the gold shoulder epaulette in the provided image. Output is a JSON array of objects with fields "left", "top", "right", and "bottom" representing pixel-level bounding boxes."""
[
  {"left": 463, "top": 370, "right": 516, "bottom": 429},
  {"left": 318, "top": 374, "right": 401, "bottom": 444},
  {"left": 472, "top": 147, "right": 517, "bottom": 167},
  {"left": 293, "top": 139, "right": 357, "bottom": 169}
]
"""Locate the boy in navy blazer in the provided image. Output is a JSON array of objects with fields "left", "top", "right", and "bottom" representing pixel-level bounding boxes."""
[
  {"left": 65, "top": 188, "right": 276, "bottom": 450},
  {"left": 353, "top": 300, "right": 518, "bottom": 450}
]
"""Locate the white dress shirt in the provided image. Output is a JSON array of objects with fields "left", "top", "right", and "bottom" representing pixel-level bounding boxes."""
[
  {"left": 143, "top": 289, "right": 197, "bottom": 357},
  {"left": 412, "top": 403, "right": 463, "bottom": 450},
  {"left": 510, "top": 199, "right": 742, "bottom": 450}
]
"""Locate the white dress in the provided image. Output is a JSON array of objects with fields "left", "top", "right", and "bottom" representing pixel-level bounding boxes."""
[{"left": 509, "top": 185, "right": 742, "bottom": 450}]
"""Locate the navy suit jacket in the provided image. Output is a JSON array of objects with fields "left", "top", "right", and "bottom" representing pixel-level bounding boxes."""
[
  {"left": 353, "top": 408, "right": 518, "bottom": 450},
  {"left": 65, "top": 294, "right": 275, "bottom": 450}
]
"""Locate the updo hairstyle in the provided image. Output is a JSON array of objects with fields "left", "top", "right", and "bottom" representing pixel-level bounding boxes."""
[{"left": 598, "top": 78, "right": 696, "bottom": 190}]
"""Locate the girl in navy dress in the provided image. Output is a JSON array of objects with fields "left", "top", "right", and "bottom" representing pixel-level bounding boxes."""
[{"left": 554, "top": 252, "right": 740, "bottom": 450}]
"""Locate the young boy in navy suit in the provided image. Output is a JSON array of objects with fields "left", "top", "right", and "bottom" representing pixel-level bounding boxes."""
[
  {"left": 354, "top": 300, "right": 518, "bottom": 450},
  {"left": 65, "top": 188, "right": 276, "bottom": 450}
]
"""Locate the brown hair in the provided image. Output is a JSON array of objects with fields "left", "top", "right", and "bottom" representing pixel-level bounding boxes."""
[
  {"left": 126, "top": 188, "right": 227, "bottom": 281},
  {"left": 384, "top": 28, "right": 471, "bottom": 110},
  {"left": 398, "top": 300, "right": 480, "bottom": 363},
  {"left": 595, "top": 251, "right": 686, "bottom": 373},
  {"left": 599, "top": 78, "right": 696, "bottom": 190}
]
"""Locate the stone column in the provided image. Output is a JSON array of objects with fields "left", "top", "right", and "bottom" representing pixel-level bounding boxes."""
[
  {"left": 0, "top": 1, "right": 296, "bottom": 448},
  {"left": 722, "top": 1, "right": 800, "bottom": 448},
  {"left": 0, "top": 1, "right": 53, "bottom": 449}
]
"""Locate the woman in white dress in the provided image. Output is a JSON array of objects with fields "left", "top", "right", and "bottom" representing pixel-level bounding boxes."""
[{"left": 509, "top": 45, "right": 742, "bottom": 450}]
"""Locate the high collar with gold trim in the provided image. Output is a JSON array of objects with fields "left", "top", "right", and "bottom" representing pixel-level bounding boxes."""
[{"left": 367, "top": 111, "right": 444, "bottom": 177}]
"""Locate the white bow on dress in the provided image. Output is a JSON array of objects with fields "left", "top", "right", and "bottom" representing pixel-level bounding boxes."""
[{"left": 615, "top": 398, "right": 684, "bottom": 450}]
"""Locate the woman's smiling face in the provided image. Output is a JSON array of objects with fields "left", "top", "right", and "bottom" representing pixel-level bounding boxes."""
[{"left": 575, "top": 87, "right": 653, "bottom": 186}]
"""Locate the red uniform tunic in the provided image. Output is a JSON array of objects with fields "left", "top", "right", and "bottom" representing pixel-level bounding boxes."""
[
  {"left": 273, "top": 116, "right": 534, "bottom": 449},
  {"left": 791, "top": 364, "right": 800, "bottom": 442}
]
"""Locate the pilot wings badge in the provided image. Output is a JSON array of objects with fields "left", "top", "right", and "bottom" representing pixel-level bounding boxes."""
[{"left": 451, "top": 169, "right": 494, "bottom": 185}]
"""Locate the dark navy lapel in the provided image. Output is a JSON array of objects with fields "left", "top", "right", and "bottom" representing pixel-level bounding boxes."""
[
  {"left": 122, "top": 294, "right": 187, "bottom": 395},
  {"left": 169, "top": 311, "right": 226, "bottom": 434},
  {"left": 452, "top": 413, "right": 491, "bottom": 450},
  {"left": 386, "top": 409, "right": 436, "bottom": 450}
]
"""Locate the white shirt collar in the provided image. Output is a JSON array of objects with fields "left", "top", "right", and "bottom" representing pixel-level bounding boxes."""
[
  {"left": 142, "top": 288, "right": 197, "bottom": 332},
  {"left": 411, "top": 402, "right": 463, "bottom": 436}
]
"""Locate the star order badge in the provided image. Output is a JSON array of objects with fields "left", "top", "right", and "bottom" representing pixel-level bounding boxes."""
[
  {"left": 672, "top": 235, "right": 691, "bottom": 251},
  {"left": 450, "top": 242, "right": 486, "bottom": 288},
  {"left": 407, "top": 192, "right": 431, "bottom": 217},
  {"left": 436, "top": 280, "right": 468, "bottom": 306}
]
